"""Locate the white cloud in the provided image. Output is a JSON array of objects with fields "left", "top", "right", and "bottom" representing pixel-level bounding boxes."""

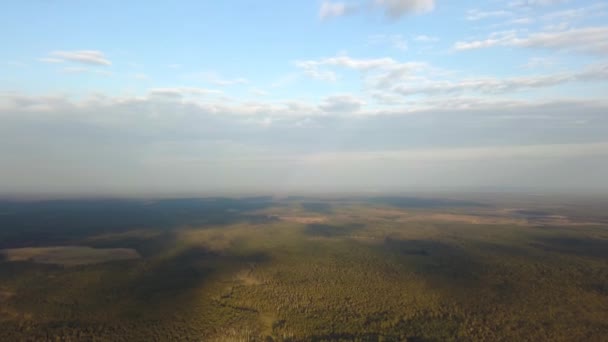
[
  {"left": 297, "top": 56, "right": 434, "bottom": 81},
  {"left": 414, "top": 34, "right": 439, "bottom": 42},
  {"left": 509, "top": 0, "right": 569, "bottom": 8},
  {"left": 295, "top": 55, "right": 432, "bottom": 90},
  {"left": 392, "top": 63, "right": 608, "bottom": 96},
  {"left": 293, "top": 53, "right": 607, "bottom": 102},
  {"left": 319, "top": 0, "right": 435, "bottom": 20},
  {"left": 454, "top": 26, "right": 608, "bottom": 55},
  {"left": 45, "top": 50, "right": 112, "bottom": 66},
  {"left": 319, "top": 94, "right": 365, "bottom": 113},
  {"left": 187, "top": 71, "right": 249, "bottom": 86},
  {"left": 509, "top": 17, "right": 534, "bottom": 25},
  {"left": 537, "top": 3, "right": 608, "bottom": 27},
  {"left": 148, "top": 87, "right": 223, "bottom": 98},
  {"left": 466, "top": 9, "right": 511, "bottom": 21},
  {"left": 296, "top": 55, "right": 401, "bottom": 73},
  {"left": 375, "top": 0, "right": 435, "bottom": 18},
  {"left": 319, "top": 1, "right": 357, "bottom": 19},
  {"left": 2, "top": 89, "right": 607, "bottom": 194},
  {"left": 294, "top": 61, "right": 338, "bottom": 81},
  {"left": 38, "top": 57, "right": 64, "bottom": 64},
  {"left": 295, "top": 54, "right": 606, "bottom": 105}
]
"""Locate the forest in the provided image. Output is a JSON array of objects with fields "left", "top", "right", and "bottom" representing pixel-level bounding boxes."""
[{"left": 1, "top": 195, "right": 608, "bottom": 341}]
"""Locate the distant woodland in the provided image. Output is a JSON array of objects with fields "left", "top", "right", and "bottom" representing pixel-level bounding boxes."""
[{"left": 1, "top": 196, "right": 608, "bottom": 341}]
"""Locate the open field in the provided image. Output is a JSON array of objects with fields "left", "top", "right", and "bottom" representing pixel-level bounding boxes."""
[
  {"left": 0, "top": 195, "right": 607, "bottom": 341},
  {"left": 0, "top": 246, "right": 140, "bottom": 266}
]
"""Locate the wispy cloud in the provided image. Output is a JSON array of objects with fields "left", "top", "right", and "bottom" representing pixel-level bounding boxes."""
[
  {"left": 42, "top": 50, "right": 112, "bottom": 66},
  {"left": 38, "top": 57, "right": 64, "bottom": 64},
  {"left": 186, "top": 71, "right": 249, "bottom": 86},
  {"left": 297, "top": 55, "right": 406, "bottom": 73},
  {"left": 392, "top": 63, "right": 608, "bottom": 96},
  {"left": 369, "top": 34, "right": 408, "bottom": 51},
  {"left": 454, "top": 26, "right": 608, "bottom": 55},
  {"left": 294, "top": 60, "right": 338, "bottom": 82},
  {"left": 61, "top": 67, "right": 113, "bottom": 76},
  {"left": 295, "top": 53, "right": 607, "bottom": 100},
  {"left": 295, "top": 54, "right": 431, "bottom": 89},
  {"left": 541, "top": 3, "right": 608, "bottom": 23},
  {"left": 509, "top": 0, "right": 569, "bottom": 9},
  {"left": 148, "top": 87, "right": 223, "bottom": 98},
  {"left": 466, "top": 9, "right": 511, "bottom": 21},
  {"left": 319, "top": 1, "right": 358, "bottom": 19}
]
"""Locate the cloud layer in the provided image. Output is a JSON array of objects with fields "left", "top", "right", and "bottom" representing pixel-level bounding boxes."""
[{"left": 2, "top": 88, "right": 607, "bottom": 195}]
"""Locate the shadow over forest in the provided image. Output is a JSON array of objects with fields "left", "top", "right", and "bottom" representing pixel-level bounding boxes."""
[
  {"left": 382, "top": 237, "right": 483, "bottom": 283},
  {"left": 130, "top": 246, "right": 270, "bottom": 299},
  {"left": 0, "top": 197, "right": 275, "bottom": 249},
  {"left": 531, "top": 236, "right": 608, "bottom": 259}
]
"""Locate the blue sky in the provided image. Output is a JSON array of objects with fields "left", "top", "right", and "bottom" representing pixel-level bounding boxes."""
[{"left": 1, "top": 0, "right": 607, "bottom": 196}]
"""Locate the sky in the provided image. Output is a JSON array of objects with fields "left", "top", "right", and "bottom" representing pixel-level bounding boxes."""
[{"left": 1, "top": 0, "right": 607, "bottom": 197}]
